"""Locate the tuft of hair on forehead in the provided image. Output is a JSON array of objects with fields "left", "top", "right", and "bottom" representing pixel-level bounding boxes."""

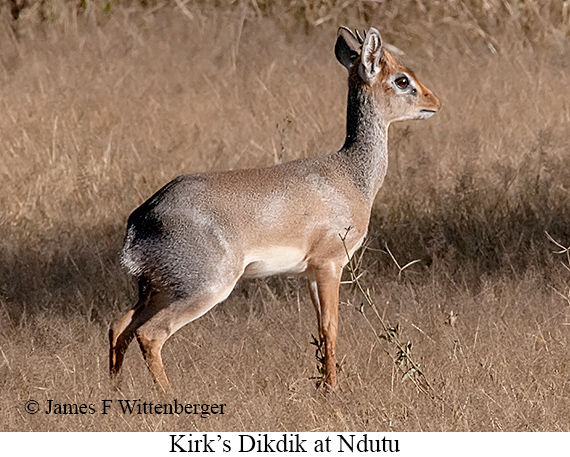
[{"left": 381, "top": 49, "right": 405, "bottom": 71}]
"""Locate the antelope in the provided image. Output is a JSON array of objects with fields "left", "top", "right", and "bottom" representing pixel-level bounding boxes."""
[{"left": 109, "top": 26, "right": 441, "bottom": 392}]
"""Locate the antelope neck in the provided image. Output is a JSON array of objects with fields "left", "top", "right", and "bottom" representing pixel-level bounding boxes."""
[{"left": 337, "top": 81, "right": 389, "bottom": 203}]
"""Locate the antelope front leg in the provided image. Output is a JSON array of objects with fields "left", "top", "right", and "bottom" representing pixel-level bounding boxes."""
[
  {"left": 308, "top": 278, "right": 323, "bottom": 342},
  {"left": 314, "top": 263, "right": 342, "bottom": 389}
]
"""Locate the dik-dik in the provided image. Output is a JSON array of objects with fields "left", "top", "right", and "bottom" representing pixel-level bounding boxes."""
[{"left": 109, "top": 26, "right": 441, "bottom": 392}]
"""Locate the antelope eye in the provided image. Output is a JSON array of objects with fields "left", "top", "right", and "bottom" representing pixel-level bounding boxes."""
[{"left": 395, "top": 76, "right": 409, "bottom": 89}]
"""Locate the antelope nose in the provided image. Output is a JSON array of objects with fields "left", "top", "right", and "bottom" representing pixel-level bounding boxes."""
[{"left": 426, "top": 91, "right": 442, "bottom": 111}]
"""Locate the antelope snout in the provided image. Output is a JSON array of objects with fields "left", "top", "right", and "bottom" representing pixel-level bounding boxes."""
[{"left": 423, "top": 88, "right": 442, "bottom": 112}]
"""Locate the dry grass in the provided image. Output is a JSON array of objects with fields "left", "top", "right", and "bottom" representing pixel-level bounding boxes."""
[{"left": 1, "top": 0, "right": 570, "bottom": 431}]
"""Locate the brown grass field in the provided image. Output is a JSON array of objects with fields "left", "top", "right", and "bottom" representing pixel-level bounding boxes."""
[{"left": 1, "top": 0, "right": 570, "bottom": 432}]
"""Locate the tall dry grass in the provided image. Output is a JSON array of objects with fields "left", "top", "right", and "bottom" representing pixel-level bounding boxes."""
[{"left": 1, "top": 0, "right": 570, "bottom": 431}]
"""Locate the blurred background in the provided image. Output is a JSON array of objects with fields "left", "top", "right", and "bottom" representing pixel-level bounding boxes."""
[{"left": 1, "top": 0, "right": 570, "bottom": 431}]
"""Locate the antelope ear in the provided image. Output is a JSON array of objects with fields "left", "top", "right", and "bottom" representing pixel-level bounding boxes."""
[
  {"left": 335, "top": 26, "right": 361, "bottom": 70},
  {"left": 359, "top": 27, "right": 383, "bottom": 81}
]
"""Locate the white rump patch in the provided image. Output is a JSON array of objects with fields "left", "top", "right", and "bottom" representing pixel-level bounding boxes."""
[{"left": 242, "top": 246, "right": 308, "bottom": 279}]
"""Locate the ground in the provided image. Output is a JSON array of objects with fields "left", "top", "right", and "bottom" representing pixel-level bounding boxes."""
[{"left": 1, "top": 0, "right": 570, "bottom": 431}]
